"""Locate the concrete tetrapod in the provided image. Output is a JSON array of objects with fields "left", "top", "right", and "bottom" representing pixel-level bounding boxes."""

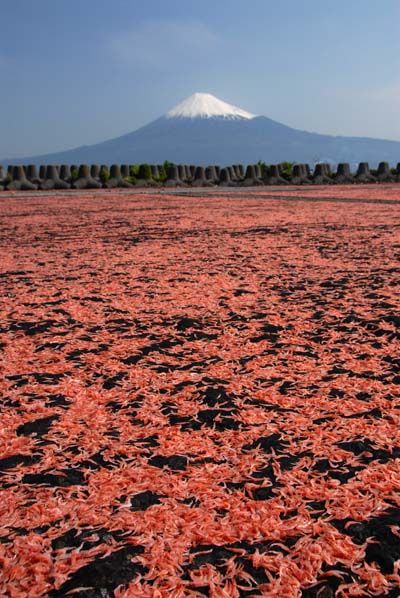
[
  {"left": 72, "top": 165, "right": 102, "bottom": 189},
  {"left": 0, "top": 165, "right": 5, "bottom": 189},
  {"left": 39, "top": 165, "right": 51, "bottom": 182},
  {"left": 254, "top": 164, "right": 263, "bottom": 180},
  {"left": 355, "top": 162, "right": 376, "bottom": 183},
  {"left": 287, "top": 164, "right": 302, "bottom": 185},
  {"left": 25, "top": 165, "right": 42, "bottom": 186},
  {"left": 5, "top": 166, "right": 15, "bottom": 191},
  {"left": 187, "top": 165, "right": 194, "bottom": 182},
  {"left": 41, "top": 165, "right": 70, "bottom": 190},
  {"left": 242, "top": 164, "right": 263, "bottom": 186},
  {"left": 104, "top": 164, "right": 133, "bottom": 188},
  {"left": 59, "top": 165, "right": 72, "bottom": 183},
  {"left": 90, "top": 165, "right": 101, "bottom": 180},
  {"left": 227, "top": 166, "right": 238, "bottom": 183},
  {"left": 236, "top": 164, "right": 244, "bottom": 178},
  {"left": 120, "top": 164, "right": 130, "bottom": 178},
  {"left": 133, "top": 164, "right": 150, "bottom": 187},
  {"left": 38, "top": 165, "right": 47, "bottom": 180},
  {"left": 231, "top": 165, "right": 241, "bottom": 181},
  {"left": 6, "top": 166, "right": 37, "bottom": 191},
  {"left": 265, "top": 164, "right": 287, "bottom": 185},
  {"left": 150, "top": 165, "right": 160, "bottom": 180},
  {"left": 312, "top": 163, "right": 333, "bottom": 185},
  {"left": 165, "top": 165, "right": 186, "bottom": 187},
  {"left": 177, "top": 165, "right": 189, "bottom": 183},
  {"left": 7, "top": 160, "right": 400, "bottom": 190},
  {"left": 218, "top": 167, "right": 236, "bottom": 187},
  {"left": 301, "top": 164, "right": 313, "bottom": 184},
  {"left": 290, "top": 164, "right": 311, "bottom": 185},
  {"left": 193, "top": 166, "right": 213, "bottom": 187},
  {"left": 136, "top": 163, "right": 159, "bottom": 187},
  {"left": 376, "top": 162, "right": 395, "bottom": 183},
  {"left": 205, "top": 166, "right": 218, "bottom": 184},
  {"left": 335, "top": 163, "right": 354, "bottom": 184}
]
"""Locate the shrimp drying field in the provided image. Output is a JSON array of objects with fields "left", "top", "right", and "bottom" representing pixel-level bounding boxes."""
[{"left": 1, "top": 186, "right": 400, "bottom": 597}]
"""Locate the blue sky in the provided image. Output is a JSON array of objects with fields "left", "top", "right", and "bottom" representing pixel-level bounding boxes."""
[{"left": 1, "top": 0, "right": 399, "bottom": 158}]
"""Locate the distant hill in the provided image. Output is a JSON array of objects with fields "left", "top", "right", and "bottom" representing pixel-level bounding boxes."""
[{"left": 3, "top": 92, "right": 400, "bottom": 167}]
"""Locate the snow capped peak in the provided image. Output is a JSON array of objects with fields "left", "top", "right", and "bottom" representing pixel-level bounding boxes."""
[{"left": 165, "top": 92, "right": 256, "bottom": 120}]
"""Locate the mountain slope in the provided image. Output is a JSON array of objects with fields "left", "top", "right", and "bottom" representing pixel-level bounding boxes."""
[{"left": 3, "top": 93, "right": 400, "bottom": 166}]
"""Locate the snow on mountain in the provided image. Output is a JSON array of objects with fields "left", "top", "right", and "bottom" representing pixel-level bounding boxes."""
[{"left": 165, "top": 92, "right": 256, "bottom": 120}]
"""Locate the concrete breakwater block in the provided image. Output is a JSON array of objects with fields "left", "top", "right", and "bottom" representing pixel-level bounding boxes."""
[
  {"left": 290, "top": 164, "right": 311, "bottom": 185},
  {"left": 59, "top": 165, "right": 72, "bottom": 182},
  {"left": 150, "top": 165, "right": 160, "bottom": 179},
  {"left": 104, "top": 164, "right": 133, "bottom": 188},
  {"left": 0, "top": 165, "right": 5, "bottom": 188},
  {"left": 226, "top": 165, "right": 236, "bottom": 180},
  {"left": 301, "top": 164, "right": 312, "bottom": 184},
  {"left": 6, "top": 165, "right": 37, "bottom": 191},
  {"left": 312, "top": 163, "right": 333, "bottom": 185},
  {"left": 72, "top": 164, "right": 102, "bottom": 189},
  {"left": 218, "top": 167, "right": 237, "bottom": 186},
  {"left": 135, "top": 164, "right": 160, "bottom": 187},
  {"left": 177, "top": 164, "right": 189, "bottom": 183},
  {"left": 335, "top": 163, "right": 354, "bottom": 184},
  {"left": 165, "top": 165, "right": 186, "bottom": 187},
  {"left": 2, "top": 160, "right": 400, "bottom": 191},
  {"left": 90, "top": 165, "right": 101, "bottom": 180},
  {"left": 205, "top": 166, "right": 218, "bottom": 184},
  {"left": 355, "top": 162, "right": 376, "bottom": 183},
  {"left": 241, "top": 164, "right": 263, "bottom": 186},
  {"left": 25, "top": 165, "right": 43, "bottom": 185},
  {"left": 235, "top": 164, "right": 244, "bottom": 178},
  {"left": 192, "top": 166, "right": 213, "bottom": 187},
  {"left": 376, "top": 162, "right": 395, "bottom": 183},
  {"left": 40, "top": 165, "right": 70, "bottom": 190},
  {"left": 228, "top": 166, "right": 239, "bottom": 182},
  {"left": 120, "top": 164, "right": 130, "bottom": 178},
  {"left": 265, "top": 164, "right": 287, "bottom": 185}
]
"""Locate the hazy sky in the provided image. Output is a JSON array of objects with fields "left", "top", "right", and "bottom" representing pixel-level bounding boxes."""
[{"left": 1, "top": 0, "right": 399, "bottom": 158}]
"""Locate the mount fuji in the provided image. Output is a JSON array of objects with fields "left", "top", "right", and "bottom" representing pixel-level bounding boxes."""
[{"left": 3, "top": 92, "right": 400, "bottom": 166}]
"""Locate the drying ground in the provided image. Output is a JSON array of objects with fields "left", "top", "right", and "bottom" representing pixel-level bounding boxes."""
[{"left": 0, "top": 186, "right": 399, "bottom": 597}]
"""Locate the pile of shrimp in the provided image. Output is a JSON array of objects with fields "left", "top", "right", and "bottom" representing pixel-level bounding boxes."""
[
  {"left": 255, "top": 184, "right": 400, "bottom": 203},
  {"left": 0, "top": 187, "right": 399, "bottom": 597}
]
